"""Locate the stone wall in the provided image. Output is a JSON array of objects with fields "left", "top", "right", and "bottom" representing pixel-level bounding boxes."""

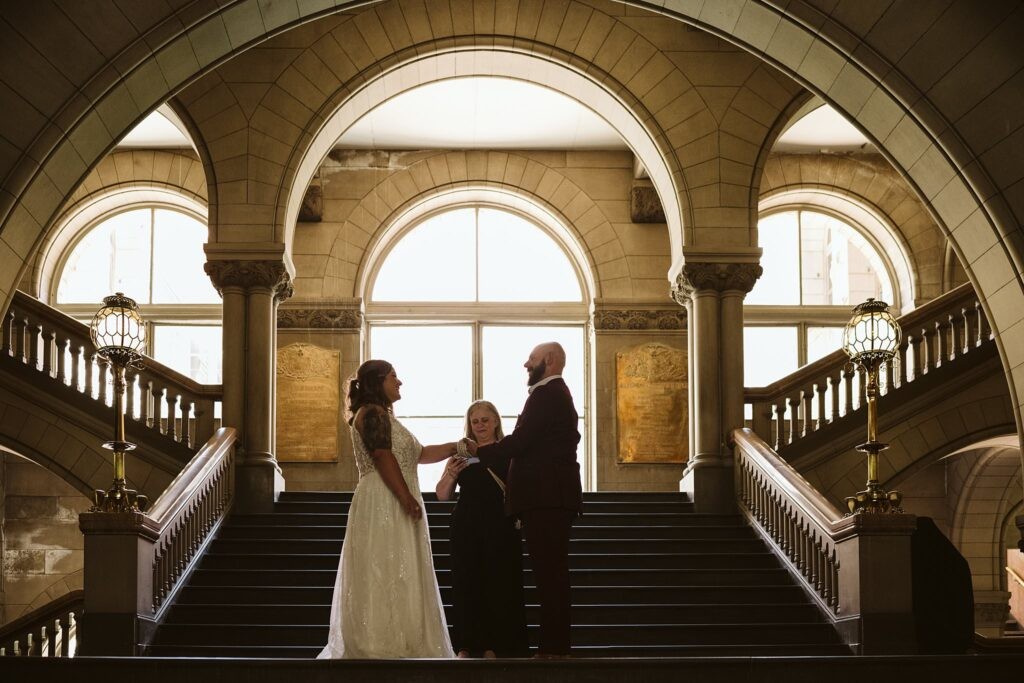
[{"left": 0, "top": 451, "right": 89, "bottom": 626}]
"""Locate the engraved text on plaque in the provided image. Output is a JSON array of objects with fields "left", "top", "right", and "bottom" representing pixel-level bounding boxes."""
[
  {"left": 277, "top": 342, "right": 341, "bottom": 462},
  {"left": 616, "top": 342, "right": 688, "bottom": 463}
]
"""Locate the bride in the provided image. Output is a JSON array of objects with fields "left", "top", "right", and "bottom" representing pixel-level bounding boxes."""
[{"left": 319, "top": 359, "right": 457, "bottom": 658}]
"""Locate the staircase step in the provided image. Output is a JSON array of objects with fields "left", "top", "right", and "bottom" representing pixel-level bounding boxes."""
[
  {"left": 187, "top": 567, "right": 790, "bottom": 588},
  {"left": 162, "top": 602, "right": 823, "bottom": 626},
  {"left": 215, "top": 524, "right": 756, "bottom": 540},
  {"left": 274, "top": 500, "right": 697, "bottom": 514},
  {"left": 176, "top": 584, "right": 808, "bottom": 606},
  {"left": 277, "top": 491, "right": 690, "bottom": 503},
  {"left": 237, "top": 512, "right": 734, "bottom": 527},
  {"left": 152, "top": 621, "right": 838, "bottom": 647},
  {"left": 207, "top": 537, "right": 769, "bottom": 555},
  {"left": 201, "top": 551, "right": 779, "bottom": 571},
  {"left": 145, "top": 645, "right": 321, "bottom": 658}
]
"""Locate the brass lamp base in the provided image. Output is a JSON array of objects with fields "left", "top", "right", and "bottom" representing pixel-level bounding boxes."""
[
  {"left": 92, "top": 478, "right": 149, "bottom": 513},
  {"left": 844, "top": 440, "right": 903, "bottom": 515}
]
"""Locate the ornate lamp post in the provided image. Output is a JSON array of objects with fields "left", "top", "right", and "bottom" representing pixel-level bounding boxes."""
[
  {"left": 89, "top": 293, "right": 149, "bottom": 512},
  {"left": 842, "top": 298, "right": 903, "bottom": 515}
]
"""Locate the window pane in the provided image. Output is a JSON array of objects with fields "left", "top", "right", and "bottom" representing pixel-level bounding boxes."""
[
  {"left": 58, "top": 209, "right": 152, "bottom": 304},
  {"left": 747, "top": 211, "right": 799, "bottom": 305},
  {"left": 800, "top": 211, "right": 891, "bottom": 306},
  {"left": 152, "top": 325, "right": 223, "bottom": 384},
  {"left": 482, "top": 325, "right": 585, "bottom": 416},
  {"left": 372, "top": 209, "right": 476, "bottom": 301},
  {"left": 743, "top": 326, "right": 798, "bottom": 386},
  {"left": 478, "top": 208, "right": 581, "bottom": 301},
  {"left": 152, "top": 209, "right": 218, "bottom": 304},
  {"left": 807, "top": 326, "right": 844, "bottom": 365},
  {"left": 402, "top": 417, "right": 465, "bottom": 496},
  {"left": 370, "top": 325, "right": 473, "bottom": 416}
]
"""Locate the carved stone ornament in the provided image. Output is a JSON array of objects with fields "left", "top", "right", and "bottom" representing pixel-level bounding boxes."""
[
  {"left": 629, "top": 183, "right": 666, "bottom": 223},
  {"left": 204, "top": 260, "right": 292, "bottom": 301},
  {"left": 671, "top": 262, "right": 763, "bottom": 303},
  {"left": 278, "top": 306, "right": 363, "bottom": 329},
  {"left": 594, "top": 309, "right": 686, "bottom": 331}
]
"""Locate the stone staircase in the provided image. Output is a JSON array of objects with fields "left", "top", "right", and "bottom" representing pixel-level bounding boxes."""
[{"left": 146, "top": 490, "right": 849, "bottom": 657}]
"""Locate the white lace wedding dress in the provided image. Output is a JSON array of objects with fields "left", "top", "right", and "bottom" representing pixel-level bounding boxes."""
[{"left": 318, "top": 414, "right": 454, "bottom": 658}]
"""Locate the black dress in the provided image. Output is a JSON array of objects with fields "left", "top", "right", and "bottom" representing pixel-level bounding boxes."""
[{"left": 449, "top": 458, "right": 530, "bottom": 656}]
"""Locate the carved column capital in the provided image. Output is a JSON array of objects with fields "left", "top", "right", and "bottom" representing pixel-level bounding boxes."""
[
  {"left": 671, "top": 262, "right": 763, "bottom": 303},
  {"left": 205, "top": 260, "right": 292, "bottom": 302},
  {"left": 594, "top": 308, "right": 686, "bottom": 331}
]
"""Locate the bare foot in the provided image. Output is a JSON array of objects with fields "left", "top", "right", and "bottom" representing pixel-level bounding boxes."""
[
  {"left": 483, "top": 650, "right": 497, "bottom": 659},
  {"left": 457, "top": 650, "right": 471, "bottom": 658}
]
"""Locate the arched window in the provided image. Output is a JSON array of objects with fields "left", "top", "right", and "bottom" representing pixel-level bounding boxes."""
[
  {"left": 744, "top": 208, "right": 896, "bottom": 387},
  {"left": 54, "top": 205, "right": 221, "bottom": 385},
  {"left": 367, "top": 204, "right": 589, "bottom": 491}
]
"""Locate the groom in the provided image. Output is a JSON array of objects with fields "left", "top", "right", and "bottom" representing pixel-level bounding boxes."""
[{"left": 471, "top": 342, "right": 582, "bottom": 657}]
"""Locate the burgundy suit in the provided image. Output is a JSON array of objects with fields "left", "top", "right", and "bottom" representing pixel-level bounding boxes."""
[{"left": 477, "top": 377, "right": 582, "bottom": 655}]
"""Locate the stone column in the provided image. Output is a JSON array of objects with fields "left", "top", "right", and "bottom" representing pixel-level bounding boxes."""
[
  {"left": 205, "top": 257, "right": 292, "bottom": 513},
  {"left": 671, "top": 254, "right": 761, "bottom": 513}
]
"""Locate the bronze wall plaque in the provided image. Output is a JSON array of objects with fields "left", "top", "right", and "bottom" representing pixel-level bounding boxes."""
[
  {"left": 277, "top": 342, "right": 341, "bottom": 462},
  {"left": 616, "top": 343, "right": 688, "bottom": 463}
]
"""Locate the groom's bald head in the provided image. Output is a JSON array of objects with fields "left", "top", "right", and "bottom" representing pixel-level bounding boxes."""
[{"left": 525, "top": 342, "right": 566, "bottom": 385}]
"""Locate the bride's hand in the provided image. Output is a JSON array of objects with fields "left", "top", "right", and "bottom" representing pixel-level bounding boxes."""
[{"left": 401, "top": 495, "right": 423, "bottom": 521}]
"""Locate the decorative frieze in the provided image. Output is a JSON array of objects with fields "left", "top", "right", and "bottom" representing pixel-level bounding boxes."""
[
  {"left": 671, "top": 262, "right": 763, "bottom": 304},
  {"left": 277, "top": 302, "right": 362, "bottom": 329},
  {"left": 594, "top": 308, "right": 686, "bottom": 331}
]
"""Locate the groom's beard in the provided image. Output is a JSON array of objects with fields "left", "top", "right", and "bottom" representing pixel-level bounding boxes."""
[{"left": 528, "top": 360, "right": 547, "bottom": 385}]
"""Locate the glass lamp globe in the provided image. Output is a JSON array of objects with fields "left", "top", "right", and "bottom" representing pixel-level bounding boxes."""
[
  {"left": 90, "top": 292, "right": 146, "bottom": 363},
  {"left": 842, "top": 298, "right": 901, "bottom": 365}
]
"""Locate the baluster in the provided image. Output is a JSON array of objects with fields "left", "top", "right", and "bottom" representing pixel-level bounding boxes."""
[
  {"left": 934, "top": 319, "right": 948, "bottom": 367},
  {"left": 751, "top": 400, "right": 770, "bottom": 441},
  {"left": 784, "top": 395, "right": 797, "bottom": 447},
  {"left": 908, "top": 334, "right": 922, "bottom": 381},
  {"left": 800, "top": 388, "right": 812, "bottom": 438},
  {"left": 815, "top": 382, "right": 826, "bottom": 430},
  {"left": 150, "top": 385, "right": 164, "bottom": 433},
  {"left": 39, "top": 625, "right": 49, "bottom": 657},
  {"left": 69, "top": 344, "right": 82, "bottom": 393},
  {"left": 897, "top": 339, "right": 909, "bottom": 388},
  {"left": 974, "top": 300, "right": 989, "bottom": 343},
  {"left": 98, "top": 362, "right": 109, "bottom": 406},
  {"left": 27, "top": 320, "right": 41, "bottom": 370},
  {"left": 13, "top": 315, "right": 27, "bottom": 363},
  {"left": 827, "top": 374, "right": 839, "bottom": 424},
  {"left": 881, "top": 357, "right": 894, "bottom": 397},
  {"left": 55, "top": 336, "right": 68, "bottom": 385},
  {"left": 960, "top": 306, "right": 972, "bottom": 354},
  {"left": 141, "top": 379, "right": 153, "bottom": 428},
  {"left": 830, "top": 549, "right": 840, "bottom": 611},
  {"left": 41, "top": 327, "right": 55, "bottom": 377},
  {"left": 181, "top": 399, "right": 194, "bottom": 447},
  {"left": 1, "top": 309, "right": 12, "bottom": 356},
  {"left": 85, "top": 351, "right": 96, "bottom": 399},
  {"left": 842, "top": 364, "right": 855, "bottom": 416},
  {"left": 125, "top": 371, "right": 137, "bottom": 422},
  {"left": 166, "top": 392, "right": 179, "bottom": 439},
  {"left": 920, "top": 325, "right": 934, "bottom": 374},
  {"left": 773, "top": 401, "right": 785, "bottom": 450},
  {"left": 822, "top": 544, "right": 834, "bottom": 608},
  {"left": 947, "top": 313, "right": 960, "bottom": 361},
  {"left": 856, "top": 366, "right": 867, "bottom": 410}
]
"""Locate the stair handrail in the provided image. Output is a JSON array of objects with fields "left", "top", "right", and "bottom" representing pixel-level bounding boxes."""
[
  {"left": 744, "top": 283, "right": 989, "bottom": 452},
  {"left": 2, "top": 290, "right": 222, "bottom": 449},
  {"left": 733, "top": 427, "right": 918, "bottom": 653},
  {"left": 0, "top": 590, "right": 83, "bottom": 657},
  {"left": 78, "top": 427, "right": 236, "bottom": 655}
]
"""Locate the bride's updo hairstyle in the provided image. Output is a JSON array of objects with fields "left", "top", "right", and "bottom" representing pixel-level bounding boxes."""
[{"left": 345, "top": 359, "right": 394, "bottom": 424}]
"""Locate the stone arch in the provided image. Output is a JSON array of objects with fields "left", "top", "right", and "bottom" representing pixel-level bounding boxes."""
[
  {"left": 0, "top": 0, "right": 1022, "bottom": 461},
  {"left": 295, "top": 151, "right": 643, "bottom": 301},
  {"left": 949, "top": 442, "right": 1022, "bottom": 591},
  {"left": 760, "top": 155, "right": 946, "bottom": 307},
  {"left": 26, "top": 150, "right": 208, "bottom": 303},
  {"left": 757, "top": 186, "right": 918, "bottom": 313}
]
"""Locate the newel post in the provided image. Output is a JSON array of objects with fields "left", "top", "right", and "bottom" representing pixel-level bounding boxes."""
[
  {"left": 833, "top": 513, "right": 918, "bottom": 654},
  {"left": 78, "top": 511, "right": 160, "bottom": 655}
]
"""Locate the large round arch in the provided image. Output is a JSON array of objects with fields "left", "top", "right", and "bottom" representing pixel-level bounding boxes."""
[{"left": 0, "top": 0, "right": 1021, "bottom": 463}]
